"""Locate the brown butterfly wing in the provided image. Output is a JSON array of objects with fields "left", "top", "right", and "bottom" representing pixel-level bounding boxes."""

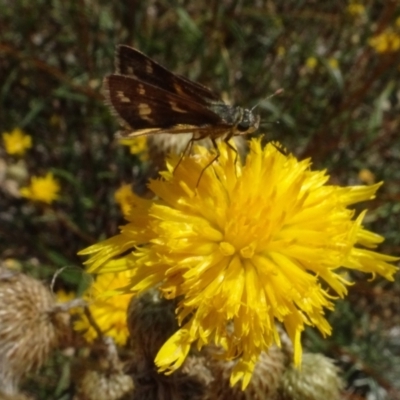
[
  {"left": 104, "top": 74, "right": 228, "bottom": 134},
  {"left": 115, "top": 45, "right": 220, "bottom": 105}
]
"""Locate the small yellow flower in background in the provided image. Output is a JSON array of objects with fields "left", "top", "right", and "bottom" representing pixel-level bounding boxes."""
[
  {"left": 56, "top": 289, "right": 80, "bottom": 314},
  {"left": 328, "top": 58, "right": 339, "bottom": 69},
  {"left": 346, "top": 2, "right": 366, "bottom": 17},
  {"left": 56, "top": 289, "right": 75, "bottom": 303},
  {"left": 79, "top": 138, "right": 398, "bottom": 389},
  {"left": 2, "top": 128, "right": 32, "bottom": 156},
  {"left": 1, "top": 258, "right": 22, "bottom": 271},
  {"left": 115, "top": 184, "right": 136, "bottom": 217},
  {"left": 358, "top": 168, "right": 375, "bottom": 185},
  {"left": 73, "top": 271, "right": 133, "bottom": 346},
  {"left": 305, "top": 56, "right": 318, "bottom": 69},
  {"left": 369, "top": 30, "right": 400, "bottom": 53},
  {"left": 20, "top": 172, "right": 60, "bottom": 204},
  {"left": 120, "top": 136, "right": 149, "bottom": 161},
  {"left": 277, "top": 46, "right": 286, "bottom": 57},
  {"left": 49, "top": 114, "right": 62, "bottom": 127}
]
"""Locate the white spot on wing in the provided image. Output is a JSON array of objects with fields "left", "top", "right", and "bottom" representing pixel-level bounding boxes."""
[
  {"left": 169, "top": 100, "right": 187, "bottom": 113},
  {"left": 174, "top": 83, "right": 185, "bottom": 96},
  {"left": 138, "top": 103, "right": 152, "bottom": 115},
  {"left": 117, "top": 91, "right": 131, "bottom": 103},
  {"left": 137, "top": 84, "right": 146, "bottom": 95},
  {"left": 138, "top": 103, "right": 154, "bottom": 122},
  {"left": 145, "top": 61, "right": 153, "bottom": 74}
]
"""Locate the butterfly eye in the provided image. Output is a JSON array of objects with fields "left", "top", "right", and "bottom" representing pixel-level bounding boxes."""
[
  {"left": 236, "top": 109, "right": 259, "bottom": 133},
  {"left": 237, "top": 120, "right": 252, "bottom": 132}
]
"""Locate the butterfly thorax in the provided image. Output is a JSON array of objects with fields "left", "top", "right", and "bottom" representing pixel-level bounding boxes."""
[{"left": 208, "top": 104, "right": 260, "bottom": 137}]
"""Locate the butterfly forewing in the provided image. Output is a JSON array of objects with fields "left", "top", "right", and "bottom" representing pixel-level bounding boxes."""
[
  {"left": 104, "top": 74, "right": 226, "bottom": 134},
  {"left": 115, "top": 45, "right": 220, "bottom": 105}
]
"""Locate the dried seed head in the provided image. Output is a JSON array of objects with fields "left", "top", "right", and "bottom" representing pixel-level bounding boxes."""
[
  {"left": 0, "top": 267, "right": 69, "bottom": 394},
  {"left": 0, "top": 391, "right": 34, "bottom": 400},
  {"left": 127, "top": 291, "right": 210, "bottom": 400},
  {"left": 131, "top": 369, "right": 206, "bottom": 400},
  {"left": 74, "top": 369, "right": 134, "bottom": 400},
  {"left": 181, "top": 355, "right": 213, "bottom": 388},
  {"left": 73, "top": 337, "right": 134, "bottom": 400},
  {"left": 127, "top": 290, "right": 178, "bottom": 363},
  {"left": 129, "top": 354, "right": 209, "bottom": 400},
  {"left": 206, "top": 346, "right": 286, "bottom": 400},
  {"left": 279, "top": 353, "right": 343, "bottom": 400}
]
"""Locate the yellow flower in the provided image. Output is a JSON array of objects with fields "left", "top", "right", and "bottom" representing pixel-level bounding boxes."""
[
  {"left": 277, "top": 46, "right": 286, "bottom": 57},
  {"left": 328, "top": 58, "right": 339, "bottom": 69},
  {"left": 115, "top": 184, "right": 136, "bottom": 217},
  {"left": 79, "top": 138, "right": 398, "bottom": 389},
  {"left": 73, "top": 271, "right": 133, "bottom": 346},
  {"left": 2, "top": 128, "right": 32, "bottom": 156},
  {"left": 120, "top": 136, "right": 149, "bottom": 161},
  {"left": 56, "top": 289, "right": 80, "bottom": 314},
  {"left": 358, "top": 168, "right": 375, "bottom": 185},
  {"left": 20, "top": 172, "right": 60, "bottom": 204},
  {"left": 305, "top": 57, "right": 318, "bottom": 69},
  {"left": 346, "top": 3, "right": 365, "bottom": 17},
  {"left": 369, "top": 30, "right": 400, "bottom": 53},
  {"left": 49, "top": 114, "right": 62, "bottom": 127},
  {"left": 56, "top": 289, "right": 76, "bottom": 303}
]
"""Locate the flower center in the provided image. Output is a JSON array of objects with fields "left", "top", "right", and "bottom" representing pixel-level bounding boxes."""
[
  {"left": 240, "top": 242, "right": 256, "bottom": 258},
  {"left": 219, "top": 241, "right": 236, "bottom": 256}
]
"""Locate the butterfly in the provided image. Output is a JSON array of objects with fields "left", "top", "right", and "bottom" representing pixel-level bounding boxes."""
[{"left": 103, "top": 45, "right": 261, "bottom": 179}]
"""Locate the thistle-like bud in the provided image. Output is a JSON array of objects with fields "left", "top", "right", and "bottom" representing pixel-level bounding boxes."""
[
  {"left": 127, "top": 291, "right": 210, "bottom": 400},
  {"left": 127, "top": 290, "right": 178, "bottom": 364},
  {"left": 206, "top": 346, "right": 286, "bottom": 400},
  {"left": 73, "top": 338, "right": 134, "bottom": 400},
  {"left": 74, "top": 370, "right": 134, "bottom": 400},
  {"left": 279, "top": 353, "right": 343, "bottom": 400},
  {"left": 0, "top": 391, "right": 34, "bottom": 400}
]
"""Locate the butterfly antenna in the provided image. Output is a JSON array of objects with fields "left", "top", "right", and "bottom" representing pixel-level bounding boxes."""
[
  {"left": 251, "top": 88, "right": 284, "bottom": 112},
  {"left": 259, "top": 119, "right": 281, "bottom": 128}
]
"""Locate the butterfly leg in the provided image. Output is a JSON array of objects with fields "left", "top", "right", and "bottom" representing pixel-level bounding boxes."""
[
  {"left": 271, "top": 142, "right": 287, "bottom": 156},
  {"left": 173, "top": 136, "right": 195, "bottom": 175},
  {"left": 196, "top": 137, "right": 220, "bottom": 188},
  {"left": 223, "top": 133, "right": 239, "bottom": 165}
]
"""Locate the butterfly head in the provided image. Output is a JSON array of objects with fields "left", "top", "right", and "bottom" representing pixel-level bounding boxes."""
[{"left": 234, "top": 107, "right": 260, "bottom": 135}]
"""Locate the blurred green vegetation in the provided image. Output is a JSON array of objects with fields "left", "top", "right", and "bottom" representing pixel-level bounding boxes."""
[{"left": 1, "top": 1, "right": 400, "bottom": 399}]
